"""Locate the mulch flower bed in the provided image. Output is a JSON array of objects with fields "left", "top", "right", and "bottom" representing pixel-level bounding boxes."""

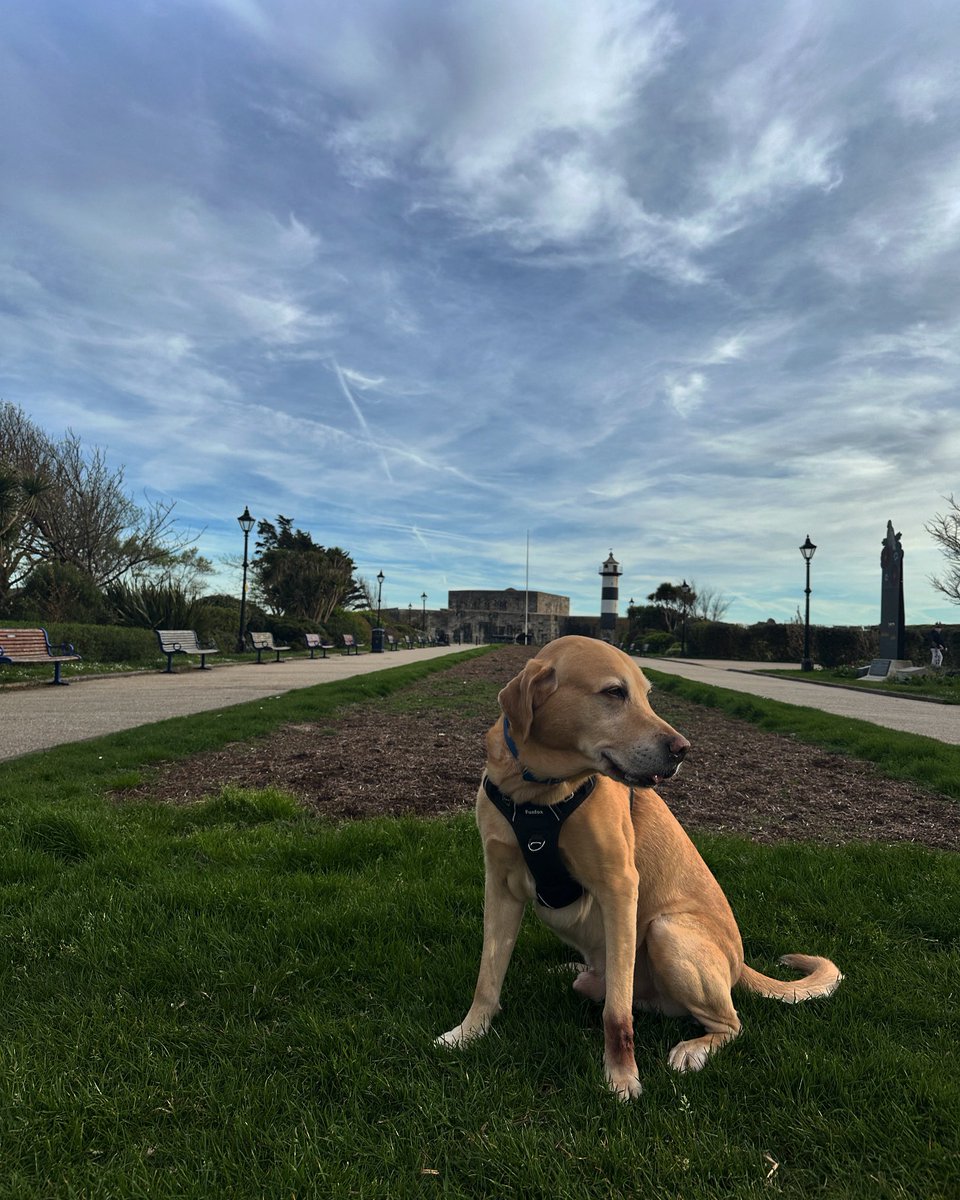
[{"left": 124, "top": 645, "right": 960, "bottom": 850}]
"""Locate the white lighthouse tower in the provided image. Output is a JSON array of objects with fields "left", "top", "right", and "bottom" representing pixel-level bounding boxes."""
[{"left": 599, "top": 550, "right": 621, "bottom": 642}]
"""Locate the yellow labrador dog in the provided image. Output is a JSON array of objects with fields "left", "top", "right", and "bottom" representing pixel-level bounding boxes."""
[{"left": 437, "top": 636, "right": 841, "bottom": 1100}]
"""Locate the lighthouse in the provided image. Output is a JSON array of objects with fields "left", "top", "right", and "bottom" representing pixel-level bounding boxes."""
[{"left": 599, "top": 550, "right": 621, "bottom": 642}]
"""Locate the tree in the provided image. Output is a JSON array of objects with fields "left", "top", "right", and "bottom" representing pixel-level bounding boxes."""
[
  {"left": 133, "top": 546, "right": 215, "bottom": 594},
  {"left": 0, "top": 402, "right": 55, "bottom": 605},
  {"left": 352, "top": 574, "right": 377, "bottom": 612},
  {"left": 252, "top": 516, "right": 362, "bottom": 624},
  {"left": 646, "top": 580, "right": 697, "bottom": 634},
  {"left": 927, "top": 495, "right": 960, "bottom": 606},
  {"left": 0, "top": 403, "right": 196, "bottom": 608},
  {"left": 19, "top": 561, "right": 109, "bottom": 624},
  {"left": 687, "top": 580, "right": 731, "bottom": 622},
  {"left": 29, "top": 431, "right": 190, "bottom": 587}
]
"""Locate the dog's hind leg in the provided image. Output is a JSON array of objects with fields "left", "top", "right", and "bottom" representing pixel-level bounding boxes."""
[{"left": 645, "top": 915, "right": 742, "bottom": 1073}]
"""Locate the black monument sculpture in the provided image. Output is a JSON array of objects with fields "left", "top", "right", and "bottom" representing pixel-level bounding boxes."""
[
  {"left": 879, "top": 520, "right": 905, "bottom": 659},
  {"left": 865, "top": 520, "right": 912, "bottom": 679}
]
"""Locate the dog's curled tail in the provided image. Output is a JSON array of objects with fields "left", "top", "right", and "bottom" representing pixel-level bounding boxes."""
[{"left": 738, "top": 954, "right": 843, "bottom": 1004}]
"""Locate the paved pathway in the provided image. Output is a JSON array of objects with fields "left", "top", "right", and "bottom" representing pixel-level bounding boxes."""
[
  {"left": 0, "top": 645, "right": 470, "bottom": 762},
  {"left": 634, "top": 657, "right": 960, "bottom": 745}
]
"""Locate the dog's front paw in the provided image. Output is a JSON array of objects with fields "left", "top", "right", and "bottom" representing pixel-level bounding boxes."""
[
  {"left": 435, "top": 1022, "right": 484, "bottom": 1050},
  {"left": 606, "top": 1067, "right": 643, "bottom": 1101}
]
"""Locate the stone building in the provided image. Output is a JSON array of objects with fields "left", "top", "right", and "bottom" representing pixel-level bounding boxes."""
[{"left": 446, "top": 588, "right": 570, "bottom": 644}]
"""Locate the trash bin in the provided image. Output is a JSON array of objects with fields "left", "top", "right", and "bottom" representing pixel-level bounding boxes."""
[{"left": 371, "top": 628, "right": 385, "bottom": 653}]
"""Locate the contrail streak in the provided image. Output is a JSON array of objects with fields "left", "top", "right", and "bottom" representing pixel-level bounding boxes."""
[{"left": 333, "top": 358, "right": 394, "bottom": 483}]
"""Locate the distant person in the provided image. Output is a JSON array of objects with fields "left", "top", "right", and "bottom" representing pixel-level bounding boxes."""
[{"left": 928, "top": 622, "right": 947, "bottom": 668}]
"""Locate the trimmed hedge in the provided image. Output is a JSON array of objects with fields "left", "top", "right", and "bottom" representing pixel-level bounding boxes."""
[
  {"left": 652, "top": 620, "right": 956, "bottom": 667},
  {"left": 27, "top": 622, "right": 158, "bottom": 664}
]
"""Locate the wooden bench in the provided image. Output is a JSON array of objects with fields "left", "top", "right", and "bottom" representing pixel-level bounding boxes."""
[
  {"left": 0, "top": 627, "right": 82, "bottom": 686},
  {"left": 304, "top": 633, "right": 335, "bottom": 659},
  {"left": 341, "top": 633, "right": 365, "bottom": 655},
  {"left": 156, "top": 629, "right": 219, "bottom": 673},
  {"left": 247, "top": 631, "right": 290, "bottom": 664},
  {"left": 385, "top": 634, "right": 401, "bottom": 651}
]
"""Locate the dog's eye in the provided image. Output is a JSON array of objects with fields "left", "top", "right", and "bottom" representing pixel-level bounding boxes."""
[{"left": 603, "top": 685, "right": 628, "bottom": 701}]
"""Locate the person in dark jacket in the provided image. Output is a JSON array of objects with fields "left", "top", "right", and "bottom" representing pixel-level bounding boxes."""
[{"left": 928, "top": 623, "right": 947, "bottom": 668}]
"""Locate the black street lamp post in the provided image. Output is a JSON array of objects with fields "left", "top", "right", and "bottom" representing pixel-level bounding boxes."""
[
  {"left": 236, "top": 505, "right": 255, "bottom": 652},
  {"left": 800, "top": 534, "right": 817, "bottom": 671},
  {"left": 421, "top": 592, "right": 427, "bottom": 638},
  {"left": 372, "top": 570, "right": 385, "bottom": 653}
]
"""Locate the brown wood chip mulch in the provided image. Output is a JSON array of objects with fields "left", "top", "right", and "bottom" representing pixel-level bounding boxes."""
[{"left": 120, "top": 645, "right": 960, "bottom": 850}]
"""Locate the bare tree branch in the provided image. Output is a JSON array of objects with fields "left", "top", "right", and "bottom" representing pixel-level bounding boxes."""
[{"left": 927, "top": 494, "right": 960, "bottom": 606}]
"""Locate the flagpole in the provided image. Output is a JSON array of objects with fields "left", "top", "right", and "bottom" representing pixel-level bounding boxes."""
[{"left": 524, "top": 531, "right": 530, "bottom": 645}]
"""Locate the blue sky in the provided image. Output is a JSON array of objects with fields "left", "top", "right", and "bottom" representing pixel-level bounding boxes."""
[{"left": 2, "top": 0, "right": 959, "bottom": 627}]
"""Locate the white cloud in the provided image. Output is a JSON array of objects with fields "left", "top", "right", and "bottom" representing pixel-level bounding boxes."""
[
  {"left": 889, "top": 64, "right": 959, "bottom": 124},
  {"left": 241, "top": 0, "right": 687, "bottom": 271},
  {"left": 663, "top": 371, "right": 707, "bottom": 417}
]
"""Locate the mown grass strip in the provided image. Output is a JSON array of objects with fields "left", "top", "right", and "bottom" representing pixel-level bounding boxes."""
[
  {"left": 646, "top": 668, "right": 960, "bottom": 800},
  {"left": 753, "top": 666, "right": 960, "bottom": 704}
]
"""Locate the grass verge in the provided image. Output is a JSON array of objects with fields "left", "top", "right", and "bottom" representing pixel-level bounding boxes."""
[
  {"left": 0, "top": 648, "right": 957, "bottom": 1197},
  {"left": 753, "top": 667, "right": 960, "bottom": 704}
]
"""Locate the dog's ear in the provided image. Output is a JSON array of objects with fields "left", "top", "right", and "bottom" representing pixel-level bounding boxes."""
[{"left": 498, "top": 659, "right": 558, "bottom": 743}]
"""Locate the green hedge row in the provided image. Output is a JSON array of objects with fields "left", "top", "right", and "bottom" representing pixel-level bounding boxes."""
[
  {"left": 624, "top": 618, "right": 958, "bottom": 667},
  {"left": 2, "top": 614, "right": 427, "bottom": 664}
]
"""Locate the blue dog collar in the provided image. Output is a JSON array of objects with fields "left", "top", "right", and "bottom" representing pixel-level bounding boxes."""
[{"left": 502, "top": 715, "right": 567, "bottom": 785}]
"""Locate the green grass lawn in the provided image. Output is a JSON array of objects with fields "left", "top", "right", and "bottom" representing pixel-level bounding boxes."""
[
  {"left": 0, "top": 652, "right": 957, "bottom": 1198},
  {"left": 752, "top": 666, "right": 960, "bottom": 703}
]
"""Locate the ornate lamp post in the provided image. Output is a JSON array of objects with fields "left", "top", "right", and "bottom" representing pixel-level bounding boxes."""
[
  {"left": 376, "top": 570, "right": 385, "bottom": 628},
  {"left": 236, "top": 505, "right": 255, "bottom": 652},
  {"left": 372, "top": 569, "right": 385, "bottom": 653},
  {"left": 799, "top": 534, "right": 817, "bottom": 671},
  {"left": 421, "top": 592, "right": 427, "bottom": 637}
]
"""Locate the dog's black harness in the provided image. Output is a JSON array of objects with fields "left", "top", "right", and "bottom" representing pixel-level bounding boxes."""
[{"left": 482, "top": 773, "right": 597, "bottom": 909}]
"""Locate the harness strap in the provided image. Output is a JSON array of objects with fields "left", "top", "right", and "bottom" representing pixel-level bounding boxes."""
[{"left": 483, "top": 774, "right": 598, "bottom": 909}]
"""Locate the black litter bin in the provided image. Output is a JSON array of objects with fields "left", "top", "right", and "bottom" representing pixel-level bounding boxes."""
[{"left": 371, "top": 628, "right": 385, "bottom": 653}]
